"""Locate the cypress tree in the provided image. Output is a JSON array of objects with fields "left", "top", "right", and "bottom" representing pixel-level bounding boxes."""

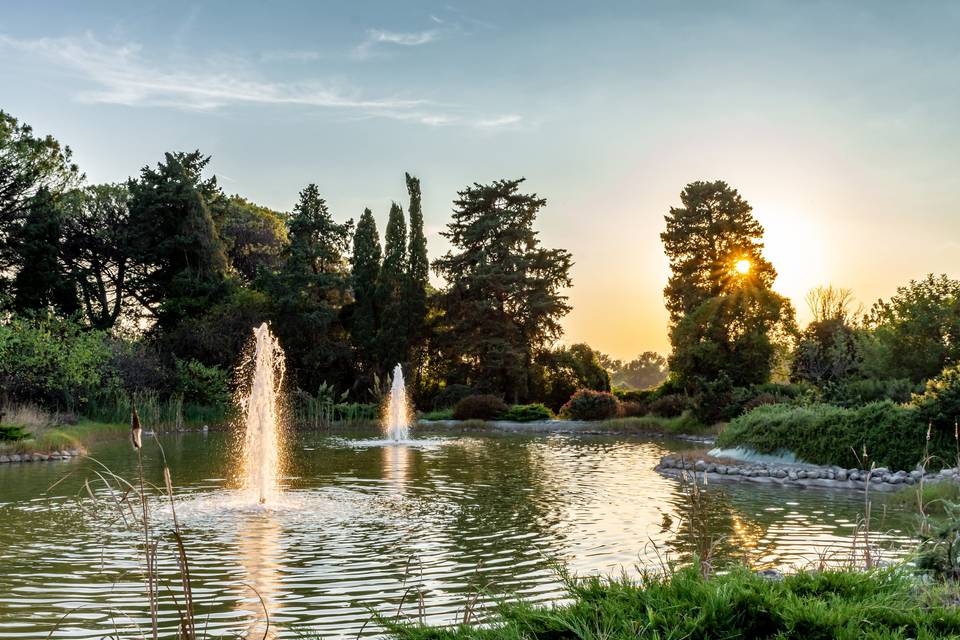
[
  {"left": 404, "top": 173, "right": 429, "bottom": 384},
  {"left": 350, "top": 207, "right": 382, "bottom": 373},
  {"left": 378, "top": 201, "right": 407, "bottom": 370}
]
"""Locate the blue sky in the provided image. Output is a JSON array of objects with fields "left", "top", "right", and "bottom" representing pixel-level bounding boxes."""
[{"left": 2, "top": 1, "right": 958, "bottom": 358}]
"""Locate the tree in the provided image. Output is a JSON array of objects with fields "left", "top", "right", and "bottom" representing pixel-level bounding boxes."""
[
  {"left": 860, "top": 274, "right": 960, "bottom": 382},
  {"left": 10, "top": 187, "right": 78, "bottom": 315},
  {"left": 378, "top": 201, "right": 408, "bottom": 370},
  {"left": 669, "top": 287, "right": 796, "bottom": 388},
  {"left": 125, "top": 151, "right": 231, "bottom": 330},
  {"left": 434, "top": 178, "right": 573, "bottom": 401},
  {"left": 791, "top": 285, "right": 860, "bottom": 385},
  {"left": 404, "top": 172, "right": 430, "bottom": 385},
  {"left": 266, "top": 183, "right": 354, "bottom": 391},
  {"left": 218, "top": 195, "right": 287, "bottom": 283},
  {"left": 533, "top": 343, "right": 610, "bottom": 411},
  {"left": 662, "top": 181, "right": 794, "bottom": 388},
  {"left": 611, "top": 351, "right": 669, "bottom": 389},
  {"left": 60, "top": 184, "right": 132, "bottom": 329},
  {"left": 661, "top": 180, "right": 776, "bottom": 323},
  {"left": 349, "top": 208, "right": 382, "bottom": 374}
]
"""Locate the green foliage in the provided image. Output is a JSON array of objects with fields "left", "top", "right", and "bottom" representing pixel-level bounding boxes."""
[
  {"left": 861, "top": 274, "right": 960, "bottom": 383},
  {"left": 824, "top": 378, "right": 919, "bottom": 408},
  {"left": 378, "top": 201, "right": 408, "bottom": 369},
  {"left": 501, "top": 403, "right": 553, "bottom": 422},
  {"left": 533, "top": 343, "right": 611, "bottom": 411},
  {"left": 264, "top": 183, "right": 354, "bottom": 391},
  {"left": 0, "top": 314, "right": 113, "bottom": 407},
  {"left": 391, "top": 566, "right": 960, "bottom": 640},
  {"left": 403, "top": 172, "right": 429, "bottom": 378},
  {"left": 717, "top": 401, "right": 948, "bottom": 470},
  {"left": 0, "top": 423, "right": 30, "bottom": 441},
  {"left": 418, "top": 407, "right": 454, "bottom": 421},
  {"left": 912, "top": 364, "right": 960, "bottom": 430},
  {"left": 126, "top": 151, "right": 232, "bottom": 329},
  {"left": 434, "top": 178, "right": 573, "bottom": 403},
  {"left": 218, "top": 194, "right": 287, "bottom": 282},
  {"left": 560, "top": 389, "right": 620, "bottom": 420},
  {"left": 174, "top": 358, "right": 231, "bottom": 407},
  {"left": 349, "top": 207, "right": 382, "bottom": 374},
  {"left": 792, "top": 318, "right": 860, "bottom": 385},
  {"left": 599, "top": 413, "right": 707, "bottom": 435},
  {"left": 453, "top": 394, "right": 509, "bottom": 420}
]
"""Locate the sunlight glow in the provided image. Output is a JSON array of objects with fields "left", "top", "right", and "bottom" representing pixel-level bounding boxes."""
[{"left": 735, "top": 259, "right": 752, "bottom": 275}]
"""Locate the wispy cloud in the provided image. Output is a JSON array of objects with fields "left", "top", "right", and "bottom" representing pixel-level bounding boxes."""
[
  {"left": 354, "top": 28, "right": 438, "bottom": 58},
  {"left": 0, "top": 32, "right": 521, "bottom": 128}
]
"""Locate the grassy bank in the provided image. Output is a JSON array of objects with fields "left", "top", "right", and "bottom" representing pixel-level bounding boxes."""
[
  {"left": 0, "top": 419, "right": 128, "bottom": 455},
  {"left": 596, "top": 413, "right": 714, "bottom": 436},
  {"left": 388, "top": 565, "right": 960, "bottom": 639}
]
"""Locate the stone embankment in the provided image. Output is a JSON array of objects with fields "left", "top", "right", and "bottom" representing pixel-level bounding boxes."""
[
  {"left": 656, "top": 454, "right": 958, "bottom": 492},
  {"left": 0, "top": 448, "right": 84, "bottom": 464}
]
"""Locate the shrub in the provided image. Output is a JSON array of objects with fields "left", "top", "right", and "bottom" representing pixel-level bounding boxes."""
[
  {"left": 432, "top": 384, "right": 476, "bottom": 409},
  {"left": 174, "top": 359, "right": 231, "bottom": 407},
  {"left": 912, "top": 364, "right": 960, "bottom": 430},
  {"left": 825, "top": 378, "right": 919, "bottom": 407},
  {"left": 419, "top": 407, "right": 454, "bottom": 421},
  {"left": 717, "top": 401, "right": 939, "bottom": 470},
  {"left": 618, "top": 400, "right": 645, "bottom": 417},
  {"left": 501, "top": 403, "right": 553, "bottom": 422},
  {"left": 0, "top": 424, "right": 29, "bottom": 441},
  {"left": 560, "top": 389, "right": 620, "bottom": 421},
  {"left": 649, "top": 394, "right": 691, "bottom": 418},
  {"left": 331, "top": 403, "right": 379, "bottom": 422},
  {"left": 453, "top": 395, "right": 508, "bottom": 420},
  {"left": 741, "top": 392, "right": 779, "bottom": 413}
]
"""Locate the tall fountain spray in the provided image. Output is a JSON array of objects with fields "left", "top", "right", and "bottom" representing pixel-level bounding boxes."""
[
  {"left": 240, "top": 323, "right": 286, "bottom": 504},
  {"left": 383, "top": 364, "right": 411, "bottom": 441}
]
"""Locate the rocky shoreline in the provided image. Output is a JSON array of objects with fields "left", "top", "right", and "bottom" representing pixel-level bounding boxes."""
[
  {"left": 656, "top": 454, "right": 960, "bottom": 492},
  {"left": 0, "top": 448, "right": 84, "bottom": 464},
  {"left": 419, "top": 419, "right": 716, "bottom": 443}
]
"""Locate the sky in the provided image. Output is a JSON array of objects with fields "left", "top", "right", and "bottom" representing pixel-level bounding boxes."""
[{"left": 1, "top": 1, "right": 958, "bottom": 359}]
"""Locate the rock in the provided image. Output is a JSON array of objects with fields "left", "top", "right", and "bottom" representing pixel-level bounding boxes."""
[
  {"left": 887, "top": 476, "right": 902, "bottom": 485},
  {"left": 694, "top": 460, "right": 707, "bottom": 472},
  {"left": 0, "top": 455, "right": 9, "bottom": 463},
  {"left": 788, "top": 470, "right": 799, "bottom": 481},
  {"left": 837, "top": 469, "right": 848, "bottom": 481},
  {"left": 706, "top": 463, "right": 716, "bottom": 473},
  {"left": 716, "top": 465, "right": 727, "bottom": 474},
  {"left": 10, "top": 454, "right": 21, "bottom": 462},
  {"left": 797, "top": 470, "right": 807, "bottom": 479},
  {"left": 775, "top": 469, "right": 788, "bottom": 479},
  {"left": 35, "top": 453, "right": 49, "bottom": 461},
  {"left": 757, "top": 469, "right": 769, "bottom": 477}
]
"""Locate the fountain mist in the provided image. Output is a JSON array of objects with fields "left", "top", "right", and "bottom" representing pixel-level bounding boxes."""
[
  {"left": 239, "top": 323, "right": 286, "bottom": 504},
  {"left": 383, "top": 364, "right": 411, "bottom": 441}
]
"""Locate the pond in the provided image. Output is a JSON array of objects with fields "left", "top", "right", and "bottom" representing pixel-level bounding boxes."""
[{"left": 0, "top": 429, "right": 921, "bottom": 638}]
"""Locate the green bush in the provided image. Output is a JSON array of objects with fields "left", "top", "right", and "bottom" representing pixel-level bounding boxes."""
[
  {"left": 174, "top": 358, "right": 232, "bottom": 407},
  {"left": 825, "top": 378, "right": 920, "bottom": 407},
  {"left": 912, "top": 364, "right": 960, "bottom": 430},
  {"left": 419, "top": 407, "right": 454, "bottom": 421},
  {"left": 0, "top": 424, "right": 30, "bottom": 441},
  {"left": 649, "top": 393, "right": 691, "bottom": 418},
  {"left": 501, "top": 403, "right": 553, "bottom": 422},
  {"left": 560, "top": 389, "right": 620, "bottom": 420},
  {"left": 0, "top": 314, "right": 113, "bottom": 408},
  {"left": 717, "top": 401, "right": 943, "bottom": 470},
  {"left": 453, "top": 394, "right": 509, "bottom": 420},
  {"left": 618, "top": 400, "right": 645, "bottom": 417},
  {"left": 331, "top": 403, "right": 379, "bottom": 422}
]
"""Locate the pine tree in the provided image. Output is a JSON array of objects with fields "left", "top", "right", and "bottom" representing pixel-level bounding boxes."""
[
  {"left": 403, "top": 172, "right": 429, "bottom": 385},
  {"left": 350, "top": 207, "right": 382, "bottom": 374},
  {"left": 434, "top": 178, "right": 573, "bottom": 402},
  {"left": 267, "top": 183, "right": 354, "bottom": 390},
  {"left": 377, "top": 201, "right": 408, "bottom": 370},
  {"left": 11, "top": 187, "right": 78, "bottom": 315}
]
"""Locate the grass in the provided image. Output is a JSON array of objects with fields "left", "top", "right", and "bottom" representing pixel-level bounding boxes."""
[
  {"left": 419, "top": 407, "right": 455, "bottom": 421},
  {"left": 387, "top": 565, "right": 960, "bottom": 640},
  {"left": 597, "top": 412, "right": 713, "bottom": 436},
  {"left": 891, "top": 481, "right": 960, "bottom": 518},
  {"left": 0, "top": 420, "right": 128, "bottom": 455}
]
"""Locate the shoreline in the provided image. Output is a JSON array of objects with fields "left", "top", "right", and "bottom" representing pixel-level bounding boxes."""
[
  {"left": 655, "top": 453, "right": 960, "bottom": 492},
  {"left": 417, "top": 418, "right": 716, "bottom": 442}
]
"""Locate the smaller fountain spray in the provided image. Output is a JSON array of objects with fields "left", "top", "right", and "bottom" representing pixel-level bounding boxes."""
[
  {"left": 239, "top": 323, "right": 286, "bottom": 505},
  {"left": 383, "top": 364, "right": 411, "bottom": 442}
]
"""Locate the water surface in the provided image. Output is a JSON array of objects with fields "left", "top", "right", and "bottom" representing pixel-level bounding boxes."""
[{"left": 0, "top": 429, "right": 920, "bottom": 638}]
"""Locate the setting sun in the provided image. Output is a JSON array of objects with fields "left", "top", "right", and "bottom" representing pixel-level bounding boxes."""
[{"left": 735, "top": 259, "right": 752, "bottom": 275}]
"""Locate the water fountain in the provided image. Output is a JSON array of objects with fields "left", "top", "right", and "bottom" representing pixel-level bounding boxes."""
[
  {"left": 383, "top": 363, "right": 411, "bottom": 441},
  {"left": 239, "top": 323, "right": 286, "bottom": 505}
]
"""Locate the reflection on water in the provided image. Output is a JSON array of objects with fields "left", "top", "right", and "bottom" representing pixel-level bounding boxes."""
[
  {"left": 237, "top": 515, "right": 283, "bottom": 639},
  {"left": 0, "top": 431, "right": 922, "bottom": 638}
]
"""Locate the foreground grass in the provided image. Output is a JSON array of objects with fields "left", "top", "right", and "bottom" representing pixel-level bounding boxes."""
[
  {"left": 0, "top": 420, "right": 127, "bottom": 455},
  {"left": 388, "top": 566, "right": 960, "bottom": 640}
]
